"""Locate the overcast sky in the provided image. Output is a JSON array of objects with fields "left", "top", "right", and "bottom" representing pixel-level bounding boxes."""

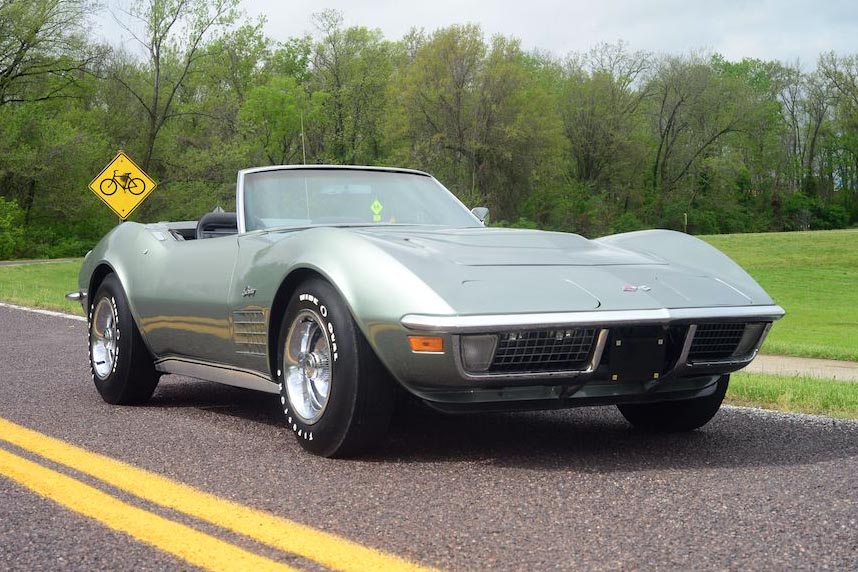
[{"left": 99, "top": 0, "right": 858, "bottom": 66}]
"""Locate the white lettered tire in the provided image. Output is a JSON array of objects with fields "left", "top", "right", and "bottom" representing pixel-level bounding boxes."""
[{"left": 277, "top": 278, "right": 394, "bottom": 457}]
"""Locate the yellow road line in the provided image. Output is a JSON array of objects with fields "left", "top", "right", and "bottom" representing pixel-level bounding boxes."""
[
  {"left": 0, "top": 417, "right": 434, "bottom": 572},
  {"left": 0, "top": 447, "right": 297, "bottom": 572}
]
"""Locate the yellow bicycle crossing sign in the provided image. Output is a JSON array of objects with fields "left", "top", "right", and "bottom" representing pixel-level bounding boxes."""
[{"left": 88, "top": 151, "right": 157, "bottom": 220}]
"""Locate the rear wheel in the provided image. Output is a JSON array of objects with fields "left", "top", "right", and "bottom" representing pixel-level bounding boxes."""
[
  {"left": 617, "top": 375, "right": 729, "bottom": 432},
  {"left": 88, "top": 274, "right": 159, "bottom": 404},
  {"left": 277, "top": 278, "right": 394, "bottom": 457}
]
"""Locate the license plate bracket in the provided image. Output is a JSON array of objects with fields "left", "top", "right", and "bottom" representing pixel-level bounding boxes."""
[{"left": 608, "top": 334, "right": 667, "bottom": 382}]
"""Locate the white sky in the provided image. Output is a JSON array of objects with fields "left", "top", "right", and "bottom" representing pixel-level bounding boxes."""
[{"left": 97, "top": 0, "right": 858, "bottom": 66}]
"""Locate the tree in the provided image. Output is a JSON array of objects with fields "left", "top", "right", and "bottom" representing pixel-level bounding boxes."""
[
  {"left": 819, "top": 53, "right": 858, "bottom": 219},
  {"left": 646, "top": 55, "right": 766, "bottom": 223},
  {"left": 561, "top": 42, "right": 651, "bottom": 185},
  {"left": 110, "top": 0, "right": 240, "bottom": 170},
  {"left": 310, "top": 10, "right": 393, "bottom": 165},
  {"left": 0, "top": 0, "right": 101, "bottom": 105},
  {"left": 0, "top": 196, "right": 23, "bottom": 258},
  {"left": 239, "top": 75, "right": 324, "bottom": 165},
  {"left": 392, "top": 25, "right": 566, "bottom": 219}
]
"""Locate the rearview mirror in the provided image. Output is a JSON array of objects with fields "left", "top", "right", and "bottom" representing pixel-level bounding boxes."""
[{"left": 471, "top": 207, "right": 489, "bottom": 224}]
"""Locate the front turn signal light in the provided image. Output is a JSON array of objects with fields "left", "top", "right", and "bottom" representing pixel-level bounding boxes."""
[{"left": 409, "top": 336, "right": 444, "bottom": 353}]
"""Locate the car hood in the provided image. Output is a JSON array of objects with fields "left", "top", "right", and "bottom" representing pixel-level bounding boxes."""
[{"left": 351, "top": 227, "right": 757, "bottom": 315}]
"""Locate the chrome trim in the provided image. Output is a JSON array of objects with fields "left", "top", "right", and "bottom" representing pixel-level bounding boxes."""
[
  {"left": 90, "top": 297, "right": 118, "bottom": 380},
  {"left": 238, "top": 164, "right": 432, "bottom": 177},
  {"left": 756, "top": 322, "right": 773, "bottom": 352},
  {"left": 677, "top": 324, "right": 698, "bottom": 366},
  {"left": 688, "top": 356, "right": 757, "bottom": 368},
  {"left": 402, "top": 305, "right": 785, "bottom": 333},
  {"left": 452, "top": 328, "right": 610, "bottom": 381},
  {"left": 282, "top": 308, "right": 333, "bottom": 424},
  {"left": 65, "top": 290, "right": 86, "bottom": 302},
  {"left": 686, "top": 322, "right": 773, "bottom": 368},
  {"left": 236, "top": 169, "right": 247, "bottom": 234},
  {"left": 154, "top": 357, "right": 279, "bottom": 394}
]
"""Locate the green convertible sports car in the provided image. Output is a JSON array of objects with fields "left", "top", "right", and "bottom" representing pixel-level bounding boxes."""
[{"left": 68, "top": 165, "right": 784, "bottom": 457}]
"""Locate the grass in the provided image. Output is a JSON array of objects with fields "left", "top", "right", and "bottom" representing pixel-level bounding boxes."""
[
  {"left": 703, "top": 229, "right": 858, "bottom": 362},
  {"left": 0, "top": 260, "right": 84, "bottom": 315},
  {"left": 727, "top": 371, "right": 858, "bottom": 420}
]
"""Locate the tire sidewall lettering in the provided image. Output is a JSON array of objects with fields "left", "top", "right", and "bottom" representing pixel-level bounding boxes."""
[
  {"left": 295, "top": 292, "right": 338, "bottom": 363},
  {"left": 108, "top": 296, "right": 120, "bottom": 377},
  {"left": 280, "top": 289, "right": 346, "bottom": 442}
]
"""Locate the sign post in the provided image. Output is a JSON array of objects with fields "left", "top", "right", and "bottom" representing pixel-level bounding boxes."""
[{"left": 88, "top": 151, "right": 157, "bottom": 220}]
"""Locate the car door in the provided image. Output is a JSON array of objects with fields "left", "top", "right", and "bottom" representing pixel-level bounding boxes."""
[{"left": 135, "top": 235, "right": 240, "bottom": 365}]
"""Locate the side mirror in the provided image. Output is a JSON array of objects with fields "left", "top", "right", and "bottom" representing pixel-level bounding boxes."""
[{"left": 471, "top": 207, "right": 489, "bottom": 224}]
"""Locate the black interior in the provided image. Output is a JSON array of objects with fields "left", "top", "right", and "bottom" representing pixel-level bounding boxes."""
[{"left": 196, "top": 212, "right": 238, "bottom": 239}]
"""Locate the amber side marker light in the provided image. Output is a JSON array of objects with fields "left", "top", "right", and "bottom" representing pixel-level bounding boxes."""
[{"left": 409, "top": 336, "right": 444, "bottom": 353}]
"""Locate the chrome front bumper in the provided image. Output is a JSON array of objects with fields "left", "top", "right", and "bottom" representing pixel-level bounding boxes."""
[
  {"left": 398, "top": 304, "right": 785, "bottom": 388},
  {"left": 401, "top": 305, "right": 786, "bottom": 333}
]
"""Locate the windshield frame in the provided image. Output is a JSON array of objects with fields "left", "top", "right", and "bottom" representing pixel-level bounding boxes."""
[{"left": 235, "top": 165, "right": 482, "bottom": 234}]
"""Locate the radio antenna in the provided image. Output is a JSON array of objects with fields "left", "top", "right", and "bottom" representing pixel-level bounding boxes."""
[{"left": 300, "top": 111, "right": 307, "bottom": 165}]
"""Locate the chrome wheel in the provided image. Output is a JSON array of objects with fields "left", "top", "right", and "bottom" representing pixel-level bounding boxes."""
[
  {"left": 283, "top": 309, "right": 332, "bottom": 424},
  {"left": 91, "top": 297, "right": 118, "bottom": 380}
]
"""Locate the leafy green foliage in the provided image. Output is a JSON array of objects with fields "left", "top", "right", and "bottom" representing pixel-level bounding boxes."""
[
  {"left": 0, "top": 0, "right": 101, "bottom": 105},
  {"left": 1, "top": 7, "right": 857, "bottom": 260},
  {"left": 0, "top": 197, "right": 23, "bottom": 259}
]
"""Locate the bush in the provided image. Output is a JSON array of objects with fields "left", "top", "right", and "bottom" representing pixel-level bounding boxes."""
[
  {"left": 11, "top": 217, "right": 116, "bottom": 259},
  {"left": 0, "top": 197, "right": 24, "bottom": 260},
  {"left": 609, "top": 212, "right": 646, "bottom": 234},
  {"left": 781, "top": 192, "right": 850, "bottom": 231}
]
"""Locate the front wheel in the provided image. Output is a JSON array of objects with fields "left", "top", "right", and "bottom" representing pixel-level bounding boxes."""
[
  {"left": 277, "top": 278, "right": 394, "bottom": 457},
  {"left": 88, "top": 274, "right": 160, "bottom": 404},
  {"left": 617, "top": 375, "right": 729, "bottom": 432}
]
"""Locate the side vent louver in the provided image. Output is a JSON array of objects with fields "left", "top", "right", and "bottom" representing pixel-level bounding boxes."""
[{"left": 233, "top": 310, "right": 267, "bottom": 356}]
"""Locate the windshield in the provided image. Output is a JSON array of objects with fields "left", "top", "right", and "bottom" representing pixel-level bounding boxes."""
[{"left": 241, "top": 169, "right": 481, "bottom": 231}]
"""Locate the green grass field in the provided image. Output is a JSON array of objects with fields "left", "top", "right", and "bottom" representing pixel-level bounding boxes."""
[
  {"left": 727, "top": 372, "right": 858, "bottom": 420},
  {"left": 704, "top": 229, "right": 858, "bottom": 362},
  {"left": 0, "top": 260, "right": 84, "bottom": 315}
]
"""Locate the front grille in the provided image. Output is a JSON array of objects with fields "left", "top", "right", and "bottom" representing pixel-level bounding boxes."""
[
  {"left": 688, "top": 323, "right": 746, "bottom": 361},
  {"left": 489, "top": 328, "right": 597, "bottom": 373}
]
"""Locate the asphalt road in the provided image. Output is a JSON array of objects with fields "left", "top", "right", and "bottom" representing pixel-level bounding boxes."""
[{"left": 1, "top": 305, "right": 856, "bottom": 571}]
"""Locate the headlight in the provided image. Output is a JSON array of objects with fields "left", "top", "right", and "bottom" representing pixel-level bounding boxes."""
[
  {"left": 733, "top": 323, "right": 769, "bottom": 357},
  {"left": 460, "top": 335, "right": 498, "bottom": 372}
]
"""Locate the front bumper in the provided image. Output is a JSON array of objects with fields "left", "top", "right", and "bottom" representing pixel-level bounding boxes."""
[
  {"left": 377, "top": 304, "right": 784, "bottom": 407},
  {"left": 401, "top": 305, "right": 786, "bottom": 333}
]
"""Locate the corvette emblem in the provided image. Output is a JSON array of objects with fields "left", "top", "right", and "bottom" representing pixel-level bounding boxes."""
[
  {"left": 241, "top": 286, "right": 257, "bottom": 297},
  {"left": 623, "top": 284, "right": 651, "bottom": 292}
]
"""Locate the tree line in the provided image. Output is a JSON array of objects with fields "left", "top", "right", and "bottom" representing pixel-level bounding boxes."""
[{"left": 1, "top": 0, "right": 857, "bottom": 259}]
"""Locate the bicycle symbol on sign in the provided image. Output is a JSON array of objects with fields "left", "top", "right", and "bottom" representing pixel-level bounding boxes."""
[{"left": 99, "top": 170, "right": 146, "bottom": 196}]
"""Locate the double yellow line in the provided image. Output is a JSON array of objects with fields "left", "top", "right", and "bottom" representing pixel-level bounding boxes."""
[{"left": 0, "top": 417, "right": 434, "bottom": 572}]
